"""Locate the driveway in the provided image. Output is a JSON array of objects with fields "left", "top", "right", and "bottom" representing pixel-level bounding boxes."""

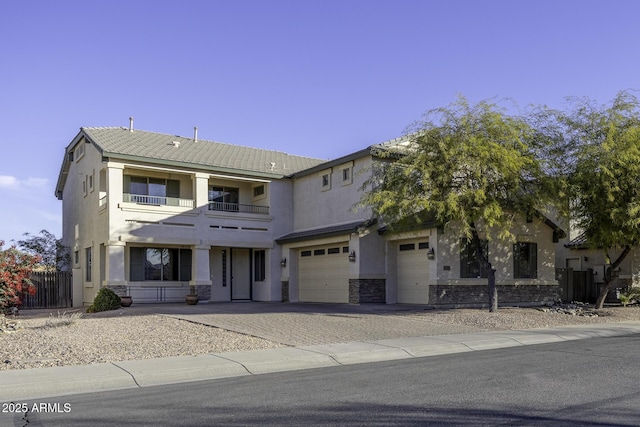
[{"left": 98, "top": 302, "right": 485, "bottom": 346}]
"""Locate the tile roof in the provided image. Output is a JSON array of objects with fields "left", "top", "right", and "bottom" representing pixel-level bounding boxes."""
[
  {"left": 81, "top": 127, "right": 326, "bottom": 177},
  {"left": 565, "top": 232, "right": 588, "bottom": 248}
]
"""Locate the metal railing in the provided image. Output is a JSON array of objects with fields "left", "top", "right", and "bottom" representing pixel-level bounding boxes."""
[
  {"left": 124, "top": 193, "right": 195, "bottom": 208},
  {"left": 208, "top": 201, "right": 269, "bottom": 215}
]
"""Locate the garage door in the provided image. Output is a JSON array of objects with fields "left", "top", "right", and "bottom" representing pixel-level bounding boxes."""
[
  {"left": 397, "top": 240, "right": 430, "bottom": 304},
  {"left": 299, "top": 243, "right": 350, "bottom": 303}
]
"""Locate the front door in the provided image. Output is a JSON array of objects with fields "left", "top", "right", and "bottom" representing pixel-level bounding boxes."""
[{"left": 231, "top": 248, "right": 251, "bottom": 300}]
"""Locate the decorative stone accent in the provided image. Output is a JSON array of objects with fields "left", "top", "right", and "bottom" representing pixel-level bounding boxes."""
[
  {"left": 349, "top": 279, "right": 386, "bottom": 304},
  {"left": 429, "top": 284, "right": 561, "bottom": 306},
  {"left": 0, "top": 315, "right": 22, "bottom": 333},
  {"left": 107, "top": 285, "right": 128, "bottom": 297},
  {"left": 281, "top": 281, "right": 289, "bottom": 302},
  {"left": 195, "top": 285, "right": 211, "bottom": 301},
  {"left": 538, "top": 302, "right": 599, "bottom": 317}
]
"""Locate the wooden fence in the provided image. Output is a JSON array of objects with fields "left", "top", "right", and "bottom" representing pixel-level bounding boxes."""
[{"left": 21, "top": 271, "right": 73, "bottom": 309}]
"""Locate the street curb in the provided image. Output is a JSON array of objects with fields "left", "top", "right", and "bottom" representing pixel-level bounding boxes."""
[{"left": 2, "top": 322, "right": 640, "bottom": 401}]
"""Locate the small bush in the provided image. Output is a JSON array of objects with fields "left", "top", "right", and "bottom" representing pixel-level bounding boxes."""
[
  {"left": 620, "top": 287, "right": 640, "bottom": 307},
  {"left": 90, "top": 288, "right": 121, "bottom": 312},
  {"left": 45, "top": 311, "right": 83, "bottom": 328}
]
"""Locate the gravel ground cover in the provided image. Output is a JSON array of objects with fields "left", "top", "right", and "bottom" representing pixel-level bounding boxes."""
[{"left": 2, "top": 304, "right": 640, "bottom": 371}]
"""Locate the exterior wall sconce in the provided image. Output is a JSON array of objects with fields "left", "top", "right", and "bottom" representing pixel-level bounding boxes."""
[
  {"left": 427, "top": 248, "right": 435, "bottom": 260},
  {"left": 280, "top": 258, "right": 287, "bottom": 268},
  {"left": 348, "top": 251, "right": 356, "bottom": 262}
]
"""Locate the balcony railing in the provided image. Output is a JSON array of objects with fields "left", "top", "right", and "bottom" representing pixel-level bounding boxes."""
[
  {"left": 124, "top": 193, "right": 195, "bottom": 208},
  {"left": 208, "top": 201, "right": 269, "bottom": 215}
]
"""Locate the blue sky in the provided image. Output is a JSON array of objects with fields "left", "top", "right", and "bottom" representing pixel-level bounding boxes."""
[{"left": 1, "top": 0, "right": 638, "bottom": 245}]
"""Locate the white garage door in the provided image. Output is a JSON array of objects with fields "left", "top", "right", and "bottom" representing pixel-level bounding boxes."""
[
  {"left": 397, "top": 240, "right": 430, "bottom": 304},
  {"left": 299, "top": 243, "right": 350, "bottom": 303}
]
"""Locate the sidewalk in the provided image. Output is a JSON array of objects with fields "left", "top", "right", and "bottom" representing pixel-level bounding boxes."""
[{"left": 3, "top": 303, "right": 640, "bottom": 401}]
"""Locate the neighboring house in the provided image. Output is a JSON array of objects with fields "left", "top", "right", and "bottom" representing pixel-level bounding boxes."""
[
  {"left": 56, "top": 124, "right": 565, "bottom": 307},
  {"left": 556, "top": 232, "right": 638, "bottom": 302}
]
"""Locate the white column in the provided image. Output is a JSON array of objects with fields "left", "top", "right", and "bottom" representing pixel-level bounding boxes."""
[
  {"left": 106, "top": 163, "right": 125, "bottom": 237},
  {"left": 105, "top": 242, "right": 127, "bottom": 287},
  {"left": 194, "top": 172, "right": 209, "bottom": 210},
  {"left": 192, "top": 245, "right": 212, "bottom": 301}
]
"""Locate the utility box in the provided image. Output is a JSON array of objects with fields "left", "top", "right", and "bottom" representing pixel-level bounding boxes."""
[{"left": 593, "top": 265, "right": 606, "bottom": 284}]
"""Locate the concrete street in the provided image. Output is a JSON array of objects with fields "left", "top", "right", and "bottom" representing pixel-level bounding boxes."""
[{"left": 5, "top": 333, "right": 640, "bottom": 426}]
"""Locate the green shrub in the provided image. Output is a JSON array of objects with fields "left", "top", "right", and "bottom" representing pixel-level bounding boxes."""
[
  {"left": 620, "top": 287, "right": 640, "bottom": 307},
  {"left": 90, "top": 288, "right": 121, "bottom": 312}
]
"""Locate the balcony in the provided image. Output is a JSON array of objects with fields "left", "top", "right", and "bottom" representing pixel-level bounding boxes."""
[
  {"left": 124, "top": 193, "right": 195, "bottom": 208},
  {"left": 208, "top": 201, "right": 269, "bottom": 215}
]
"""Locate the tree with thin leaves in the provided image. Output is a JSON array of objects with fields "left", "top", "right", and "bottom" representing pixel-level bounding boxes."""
[
  {"left": 15, "top": 230, "right": 70, "bottom": 272},
  {"left": 563, "top": 91, "right": 640, "bottom": 309},
  {"left": 361, "top": 96, "right": 555, "bottom": 311}
]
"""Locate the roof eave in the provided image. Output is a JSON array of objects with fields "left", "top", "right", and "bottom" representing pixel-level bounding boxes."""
[
  {"left": 55, "top": 129, "right": 88, "bottom": 200},
  {"left": 101, "top": 152, "right": 290, "bottom": 180},
  {"left": 288, "top": 147, "right": 373, "bottom": 178}
]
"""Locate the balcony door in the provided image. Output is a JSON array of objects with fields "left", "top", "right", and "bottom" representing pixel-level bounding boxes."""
[
  {"left": 209, "top": 186, "right": 239, "bottom": 212},
  {"left": 231, "top": 248, "right": 251, "bottom": 300}
]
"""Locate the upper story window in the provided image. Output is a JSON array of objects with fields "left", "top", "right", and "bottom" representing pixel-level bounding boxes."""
[
  {"left": 341, "top": 167, "right": 352, "bottom": 185},
  {"left": 253, "top": 185, "right": 265, "bottom": 198},
  {"left": 124, "top": 176, "right": 180, "bottom": 205},
  {"left": 74, "top": 142, "right": 85, "bottom": 162},
  {"left": 514, "top": 242, "right": 537, "bottom": 279},
  {"left": 209, "top": 186, "right": 239, "bottom": 211},
  {"left": 460, "top": 238, "right": 489, "bottom": 278},
  {"left": 321, "top": 173, "right": 331, "bottom": 191},
  {"left": 208, "top": 184, "right": 269, "bottom": 215}
]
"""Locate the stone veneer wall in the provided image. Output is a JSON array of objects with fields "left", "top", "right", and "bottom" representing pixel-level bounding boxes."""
[
  {"left": 429, "top": 284, "right": 561, "bottom": 306},
  {"left": 281, "top": 281, "right": 289, "bottom": 302},
  {"left": 107, "top": 285, "right": 128, "bottom": 297},
  {"left": 195, "top": 285, "right": 211, "bottom": 301},
  {"left": 349, "top": 279, "right": 386, "bottom": 304}
]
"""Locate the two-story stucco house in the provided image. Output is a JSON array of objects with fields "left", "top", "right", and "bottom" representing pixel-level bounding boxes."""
[
  {"left": 55, "top": 124, "right": 325, "bottom": 306},
  {"left": 56, "top": 124, "right": 564, "bottom": 307}
]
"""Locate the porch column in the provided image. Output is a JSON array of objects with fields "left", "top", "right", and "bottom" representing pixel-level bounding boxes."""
[
  {"left": 194, "top": 172, "right": 209, "bottom": 210},
  {"left": 192, "top": 244, "right": 212, "bottom": 302},
  {"left": 104, "top": 241, "right": 127, "bottom": 295}
]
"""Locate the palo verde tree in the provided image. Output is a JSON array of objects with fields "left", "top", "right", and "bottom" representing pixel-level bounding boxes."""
[
  {"left": 360, "top": 96, "right": 556, "bottom": 311},
  {"left": 15, "top": 230, "right": 69, "bottom": 271},
  {"left": 0, "top": 240, "right": 39, "bottom": 309},
  {"left": 563, "top": 91, "right": 640, "bottom": 309}
]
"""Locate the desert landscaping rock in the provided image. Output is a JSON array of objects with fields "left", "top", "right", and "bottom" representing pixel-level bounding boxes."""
[{"left": 2, "top": 304, "right": 640, "bottom": 371}]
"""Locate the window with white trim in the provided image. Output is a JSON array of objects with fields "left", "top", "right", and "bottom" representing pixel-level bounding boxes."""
[
  {"left": 85, "top": 247, "right": 92, "bottom": 282},
  {"left": 130, "top": 247, "right": 192, "bottom": 281},
  {"left": 321, "top": 173, "right": 331, "bottom": 191},
  {"left": 341, "top": 167, "right": 352, "bottom": 185}
]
